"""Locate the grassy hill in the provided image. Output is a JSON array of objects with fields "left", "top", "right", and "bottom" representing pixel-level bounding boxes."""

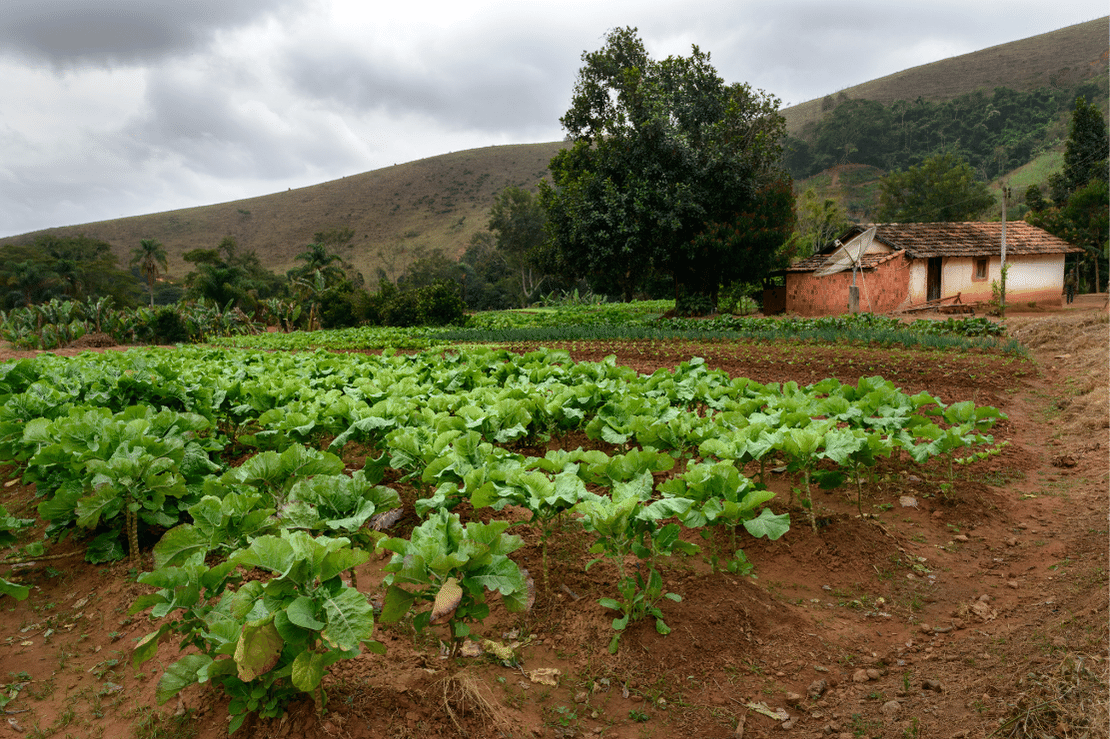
[
  {"left": 3, "top": 17, "right": 1105, "bottom": 281},
  {"left": 4, "top": 143, "right": 566, "bottom": 283},
  {"left": 780, "top": 17, "right": 1108, "bottom": 135}
]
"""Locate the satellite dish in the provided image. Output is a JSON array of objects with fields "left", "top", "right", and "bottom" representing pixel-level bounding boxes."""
[{"left": 813, "top": 227, "right": 876, "bottom": 277}]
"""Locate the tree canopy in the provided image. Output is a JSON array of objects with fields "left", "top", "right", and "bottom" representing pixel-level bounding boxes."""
[
  {"left": 876, "top": 152, "right": 996, "bottom": 223},
  {"left": 0, "top": 234, "right": 140, "bottom": 310},
  {"left": 487, "top": 186, "right": 547, "bottom": 303},
  {"left": 539, "top": 27, "right": 794, "bottom": 310},
  {"left": 1027, "top": 96, "right": 1109, "bottom": 293}
]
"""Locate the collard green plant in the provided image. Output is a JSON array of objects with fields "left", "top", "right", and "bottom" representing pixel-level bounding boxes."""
[
  {"left": 133, "top": 530, "right": 381, "bottom": 733},
  {"left": 378, "top": 509, "right": 531, "bottom": 654},
  {"left": 0, "top": 505, "right": 34, "bottom": 600},
  {"left": 23, "top": 406, "right": 218, "bottom": 564},
  {"left": 151, "top": 491, "right": 278, "bottom": 569},
  {"left": 574, "top": 471, "right": 698, "bottom": 653},
  {"left": 659, "top": 461, "right": 788, "bottom": 573}
]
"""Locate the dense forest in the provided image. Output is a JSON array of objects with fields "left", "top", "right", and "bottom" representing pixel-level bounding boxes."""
[{"left": 783, "top": 78, "right": 1107, "bottom": 181}]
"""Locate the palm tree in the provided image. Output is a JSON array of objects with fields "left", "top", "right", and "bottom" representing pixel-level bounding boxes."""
[
  {"left": 292, "top": 243, "right": 345, "bottom": 286},
  {"left": 130, "top": 238, "right": 168, "bottom": 308}
]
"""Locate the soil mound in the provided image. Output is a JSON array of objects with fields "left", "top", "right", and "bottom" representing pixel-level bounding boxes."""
[{"left": 68, "top": 331, "right": 118, "bottom": 348}]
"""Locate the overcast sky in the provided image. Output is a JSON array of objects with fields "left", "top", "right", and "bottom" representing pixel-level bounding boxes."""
[{"left": 0, "top": 1, "right": 1104, "bottom": 238}]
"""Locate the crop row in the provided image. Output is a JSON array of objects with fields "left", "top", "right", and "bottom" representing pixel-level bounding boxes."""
[{"left": 0, "top": 346, "right": 1004, "bottom": 729}]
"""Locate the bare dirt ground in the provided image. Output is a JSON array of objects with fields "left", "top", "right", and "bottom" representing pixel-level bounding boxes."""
[{"left": 0, "top": 298, "right": 1104, "bottom": 739}]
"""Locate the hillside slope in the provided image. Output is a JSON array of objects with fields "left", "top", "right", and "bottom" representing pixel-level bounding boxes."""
[
  {"left": 6, "top": 143, "right": 565, "bottom": 282},
  {"left": 781, "top": 17, "right": 1108, "bottom": 135}
]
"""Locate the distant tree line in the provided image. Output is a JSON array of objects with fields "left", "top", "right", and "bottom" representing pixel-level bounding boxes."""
[
  {"left": 784, "top": 80, "right": 1106, "bottom": 181},
  {"left": 1026, "top": 96, "right": 1109, "bottom": 294}
]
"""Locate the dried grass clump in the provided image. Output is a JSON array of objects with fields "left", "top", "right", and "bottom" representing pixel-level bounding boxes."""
[
  {"left": 439, "top": 669, "right": 518, "bottom": 737},
  {"left": 991, "top": 653, "right": 1108, "bottom": 739}
]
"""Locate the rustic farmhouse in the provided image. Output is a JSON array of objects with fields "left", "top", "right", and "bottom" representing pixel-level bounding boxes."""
[{"left": 769, "top": 222, "right": 1083, "bottom": 316}]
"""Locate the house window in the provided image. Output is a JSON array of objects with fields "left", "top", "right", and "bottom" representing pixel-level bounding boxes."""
[{"left": 974, "top": 258, "right": 988, "bottom": 280}]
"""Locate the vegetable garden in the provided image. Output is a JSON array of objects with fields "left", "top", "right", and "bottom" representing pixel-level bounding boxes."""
[{"left": 0, "top": 304, "right": 1103, "bottom": 739}]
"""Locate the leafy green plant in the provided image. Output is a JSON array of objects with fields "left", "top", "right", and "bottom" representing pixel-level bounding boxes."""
[
  {"left": 132, "top": 530, "right": 381, "bottom": 734},
  {"left": 575, "top": 472, "right": 698, "bottom": 653},
  {"left": 473, "top": 466, "right": 599, "bottom": 596},
  {"left": 0, "top": 505, "right": 33, "bottom": 600},
  {"left": 23, "top": 406, "right": 219, "bottom": 564},
  {"left": 659, "top": 461, "right": 789, "bottom": 573},
  {"left": 379, "top": 509, "right": 532, "bottom": 654}
]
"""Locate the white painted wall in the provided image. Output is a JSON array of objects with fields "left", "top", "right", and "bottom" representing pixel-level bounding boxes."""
[
  {"left": 906, "top": 253, "right": 1068, "bottom": 305},
  {"left": 908, "top": 259, "right": 928, "bottom": 304}
]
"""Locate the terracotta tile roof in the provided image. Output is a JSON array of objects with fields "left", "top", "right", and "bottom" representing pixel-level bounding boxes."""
[
  {"left": 787, "top": 222, "right": 1081, "bottom": 273},
  {"left": 788, "top": 249, "right": 901, "bottom": 273}
]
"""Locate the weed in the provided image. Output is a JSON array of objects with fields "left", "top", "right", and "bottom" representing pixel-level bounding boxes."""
[
  {"left": 26, "top": 678, "right": 54, "bottom": 701},
  {"left": 629, "top": 708, "right": 650, "bottom": 722},
  {"left": 850, "top": 712, "right": 883, "bottom": 736},
  {"left": 132, "top": 706, "right": 200, "bottom": 739},
  {"left": 544, "top": 705, "right": 579, "bottom": 730}
]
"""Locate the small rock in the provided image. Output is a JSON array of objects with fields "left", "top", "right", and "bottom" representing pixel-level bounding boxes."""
[
  {"left": 784, "top": 691, "right": 804, "bottom": 705},
  {"left": 978, "top": 594, "right": 991, "bottom": 602},
  {"left": 781, "top": 718, "right": 796, "bottom": 730},
  {"left": 865, "top": 668, "right": 881, "bottom": 680},
  {"left": 1007, "top": 581, "right": 1019, "bottom": 589},
  {"left": 899, "top": 495, "right": 918, "bottom": 508},
  {"left": 880, "top": 700, "right": 901, "bottom": 718},
  {"left": 952, "top": 731, "right": 970, "bottom": 739},
  {"left": 807, "top": 679, "right": 828, "bottom": 699},
  {"left": 919, "top": 623, "right": 931, "bottom": 633},
  {"left": 954, "top": 534, "right": 969, "bottom": 542},
  {"left": 922, "top": 679, "right": 943, "bottom": 692},
  {"left": 906, "top": 475, "right": 921, "bottom": 483},
  {"left": 1005, "top": 537, "right": 1018, "bottom": 547},
  {"left": 574, "top": 690, "right": 588, "bottom": 703},
  {"left": 852, "top": 669, "right": 869, "bottom": 683},
  {"left": 822, "top": 723, "right": 840, "bottom": 734},
  {"left": 932, "top": 510, "right": 943, "bottom": 518}
]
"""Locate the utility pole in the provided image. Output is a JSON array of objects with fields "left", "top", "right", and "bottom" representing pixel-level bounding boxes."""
[{"left": 1000, "top": 185, "right": 1008, "bottom": 317}]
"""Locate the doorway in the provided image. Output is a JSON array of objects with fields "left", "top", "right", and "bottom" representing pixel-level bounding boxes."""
[{"left": 927, "top": 257, "right": 942, "bottom": 302}]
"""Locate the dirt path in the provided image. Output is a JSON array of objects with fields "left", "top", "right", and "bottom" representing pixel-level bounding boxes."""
[{"left": 0, "top": 307, "right": 1103, "bottom": 739}]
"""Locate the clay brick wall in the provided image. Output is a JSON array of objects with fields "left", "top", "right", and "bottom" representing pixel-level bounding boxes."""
[{"left": 785, "top": 254, "right": 911, "bottom": 316}]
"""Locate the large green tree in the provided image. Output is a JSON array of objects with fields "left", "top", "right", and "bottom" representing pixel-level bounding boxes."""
[
  {"left": 1057, "top": 96, "right": 1109, "bottom": 198},
  {"left": 876, "top": 152, "right": 996, "bottom": 222},
  {"left": 183, "top": 236, "right": 282, "bottom": 310},
  {"left": 789, "top": 188, "right": 853, "bottom": 257},
  {"left": 3, "top": 234, "right": 141, "bottom": 307},
  {"left": 539, "top": 27, "right": 794, "bottom": 309},
  {"left": 1028, "top": 96, "right": 1109, "bottom": 293}
]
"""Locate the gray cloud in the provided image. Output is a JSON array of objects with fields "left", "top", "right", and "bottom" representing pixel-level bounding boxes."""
[
  {"left": 0, "top": 0, "right": 307, "bottom": 67},
  {"left": 0, "top": 0, "right": 1104, "bottom": 238}
]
